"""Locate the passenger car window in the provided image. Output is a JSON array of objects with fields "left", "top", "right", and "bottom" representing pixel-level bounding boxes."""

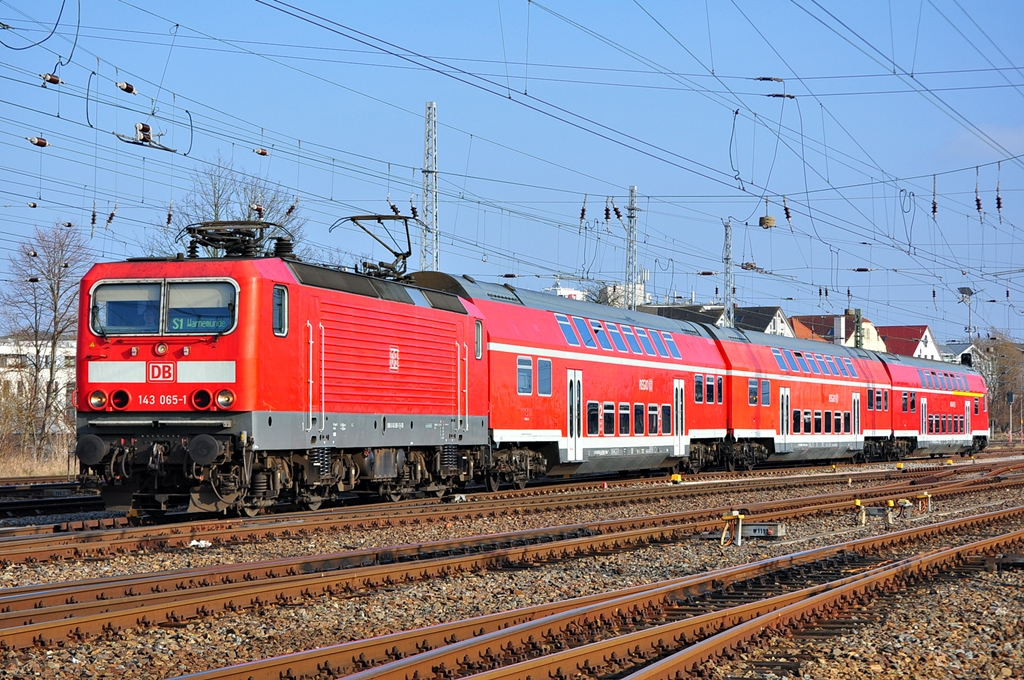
[
  {"left": 537, "top": 359, "right": 552, "bottom": 396},
  {"left": 554, "top": 314, "right": 580, "bottom": 346},
  {"left": 517, "top": 357, "right": 533, "bottom": 395}
]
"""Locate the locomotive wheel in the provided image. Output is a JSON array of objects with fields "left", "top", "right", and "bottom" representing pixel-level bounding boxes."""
[
  {"left": 485, "top": 474, "right": 501, "bottom": 493},
  {"left": 385, "top": 490, "right": 403, "bottom": 502},
  {"left": 302, "top": 498, "right": 323, "bottom": 511},
  {"left": 514, "top": 478, "right": 527, "bottom": 490},
  {"left": 242, "top": 506, "right": 261, "bottom": 517}
]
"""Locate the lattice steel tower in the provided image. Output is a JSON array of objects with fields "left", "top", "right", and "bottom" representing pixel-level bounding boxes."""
[
  {"left": 624, "top": 185, "right": 638, "bottom": 310},
  {"left": 421, "top": 102, "right": 439, "bottom": 271}
]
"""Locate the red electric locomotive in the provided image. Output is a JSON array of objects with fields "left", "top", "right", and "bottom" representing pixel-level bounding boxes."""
[{"left": 74, "top": 221, "right": 989, "bottom": 515}]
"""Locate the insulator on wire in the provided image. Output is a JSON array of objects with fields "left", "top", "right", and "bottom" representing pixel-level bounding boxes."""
[
  {"left": 975, "top": 168, "right": 983, "bottom": 224},
  {"left": 27, "top": 137, "right": 48, "bottom": 147},
  {"left": 579, "top": 195, "right": 587, "bottom": 224},
  {"left": 605, "top": 203, "right": 611, "bottom": 222},
  {"left": 251, "top": 203, "right": 264, "bottom": 219},
  {"left": 286, "top": 201, "right": 297, "bottom": 217},
  {"left": 166, "top": 201, "right": 173, "bottom": 227},
  {"left": 613, "top": 203, "right": 622, "bottom": 220},
  {"left": 62, "top": 221, "right": 72, "bottom": 228},
  {"left": 389, "top": 201, "right": 400, "bottom": 216},
  {"left": 106, "top": 201, "right": 118, "bottom": 228},
  {"left": 27, "top": 201, "right": 37, "bottom": 208},
  {"left": 41, "top": 73, "right": 63, "bottom": 85},
  {"left": 783, "top": 195, "right": 793, "bottom": 230},
  {"left": 253, "top": 148, "right": 269, "bottom": 156},
  {"left": 409, "top": 199, "right": 418, "bottom": 220},
  {"left": 931, "top": 175, "right": 938, "bottom": 220},
  {"left": 116, "top": 81, "right": 137, "bottom": 95},
  {"left": 27, "top": 250, "right": 38, "bottom": 257}
]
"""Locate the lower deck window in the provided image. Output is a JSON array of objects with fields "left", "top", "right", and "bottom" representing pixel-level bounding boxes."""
[
  {"left": 587, "top": 402, "right": 599, "bottom": 436},
  {"left": 517, "top": 357, "right": 533, "bottom": 395},
  {"left": 619, "top": 403, "right": 630, "bottom": 435},
  {"left": 648, "top": 405, "right": 658, "bottom": 435},
  {"left": 824, "top": 410, "right": 832, "bottom": 433},
  {"left": 603, "top": 403, "right": 615, "bottom": 436},
  {"left": 661, "top": 404, "right": 672, "bottom": 435},
  {"left": 634, "top": 403, "right": 645, "bottom": 435}
]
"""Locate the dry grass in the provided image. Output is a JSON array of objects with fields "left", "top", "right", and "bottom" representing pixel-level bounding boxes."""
[{"left": 0, "top": 449, "right": 78, "bottom": 478}]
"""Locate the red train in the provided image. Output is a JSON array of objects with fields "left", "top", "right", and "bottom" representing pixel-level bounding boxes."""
[{"left": 74, "top": 222, "right": 990, "bottom": 515}]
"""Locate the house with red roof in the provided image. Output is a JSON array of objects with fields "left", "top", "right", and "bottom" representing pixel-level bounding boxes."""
[{"left": 875, "top": 325, "right": 942, "bottom": 360}]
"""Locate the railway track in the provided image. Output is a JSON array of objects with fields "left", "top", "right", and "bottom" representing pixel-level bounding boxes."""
[
  {"left": 163, "top": 507, "right": 1024, "bottom": 680},
  {"left": 0, "top": 468, "right": 1021, "bottom": 653},
  {"left": 0, "top": 463, "right": 1005, "bottom": 564}
]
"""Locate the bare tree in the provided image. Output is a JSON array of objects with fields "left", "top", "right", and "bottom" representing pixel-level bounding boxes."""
[
  {"left": 976, "top": 331, "right": 1024, "bottom": 438},
  {"left": 152, "top": 153, "right": 309, "bottom": 257},
  {"left": 0, "top": 224, "right": 88, "bottom": 459}
]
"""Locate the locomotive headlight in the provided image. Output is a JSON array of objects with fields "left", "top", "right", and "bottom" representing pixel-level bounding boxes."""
[
  {"left": 216, "top": 389, "right": 235, "bottom": 409},
  {"left": 89, "top": 390, "right": 107, "bottom": 409},
  {"left": 154, "top": 342, "right": 168, "bottom": 356}
]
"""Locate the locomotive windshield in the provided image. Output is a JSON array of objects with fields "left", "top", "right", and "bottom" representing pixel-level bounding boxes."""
[{"left": 91, "top": 280, "right": 236, "bottom": 335}]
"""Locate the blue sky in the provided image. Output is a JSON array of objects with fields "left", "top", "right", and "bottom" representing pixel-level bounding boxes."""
[{"left": 2, "top": 1, "right": 1023, "bottom": 342}]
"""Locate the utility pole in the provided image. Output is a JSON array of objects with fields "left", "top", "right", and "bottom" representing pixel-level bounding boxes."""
[
  {"left": 421, "top": 102, "right": 438, "bottom": 271},
  {"left": 722, "top": 219, "right": 734, "bottom": 328},
  {"left": 624, "top": 186, "right": 638, "bottom": 310}
]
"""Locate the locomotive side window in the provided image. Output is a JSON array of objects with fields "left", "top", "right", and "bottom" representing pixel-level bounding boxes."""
[
  {"left": 537, "top": 359, "right": 552, "bottom": 396},
  {"left": 587, "top": 402, "right": 599, "bottom": 435},
  {"left": 618, "top": 403, "right": 630, "bottom": 435},
  {"left": 974, "top": 397, "right": 979, "bottom": 415},
  {"left": 517, "top": 357, "right": 533, "bottom": 395},
  {"left": 882, "top": 390, "right": 888, "bottom": 411},
  {"left": 603, "top": 403, "right": 615, "bottom": 435},
  {"left": 705, "top": 375, "right": 715, "bottom": 404},
  {"left": 760, "top": 380, "right": 770, "bottom": 407},
  {"left": 475, "top": 320, "right": 483, "bottom": 359},
  {"left": 272, "top": 285, "right": 288, "bottom": 336},
  {"left": 748, "top": 379, "right": 758, "bottom": 406},
  {"left": 867, "top": 388, "right": 874, "bottom": 410},
  {"left": 571, "top": 317, "right": 598, "bottom": 348},
  {"left": 694, "top": 375, "right": 704, "bottom": 403},
  {"left": 633, "top": 403, "right": 645, "bottom": 435},
  {"left": 554, "top": 314, "right": 580, "bottom": 346},
  {"left": 166, "top": 282, "right": 235, "bottom": 334},
  {"left": 91, "top": 282, "right": 162, "bottom": 334},
  {"left": 606, "top": 323, "right": 629, "bottom": 352},
  {"left": 910, "top": 392, "right": 917, "bottom": 412},
  {"left": 716, "top": 376, "right": 723, "bottom": 404},
  {"left": 902, "top": 391, "right": 908, "bottom": 412}
]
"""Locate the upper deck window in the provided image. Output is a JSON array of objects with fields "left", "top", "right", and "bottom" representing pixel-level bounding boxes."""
[
  {"left": 770, "top": 348, "right": 788, "bottom": 371},
  {"left": 843, "top": 357, "right": 858, "bottom": 378},
  {"left": 649, "top": 330, "right": 670, "bottom": 357},
  {"left": 782, "top": 349, "right": 800, "bottom": 372},
  {"left": 589, "top": 320, "right": 613, "bottom": 350},
  {"left": 166, "top": 282, "right": 236, "bottom": 334},
  {"left": 794, "top": 352, "right": 811, "bottom": 373},
  {"left": 825, "top": 356, "right": 841, "bottom": 375},
  {"left": 635, "top": 328, "right": 657, "bottom": 355},
  {"left": 606, "top": 323, "right": 628, "bottom": 352},
  {"left": 91, "top": 282, "right": 162, "bottom": 335},
  {"left": 621, "top": 326, "right": 643, "bottom": 354},
  {"left": 571, "top": 316, "right": 598, "bottom": 348},
  {"left": 661, "top": 332, "right": 682, "bottom": 359},
  {"left": 814, "top": 354, "right": 831, "bottom": 375},
  {"left": 554, "top": 314, "right": 581, "bottom": 346}
]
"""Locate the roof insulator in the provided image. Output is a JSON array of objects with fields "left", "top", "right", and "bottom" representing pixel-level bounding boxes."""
[
  {"left": 254, "top": 148, "right": 268, "bottom": 156},
  {"left": 116, "top": 81, "right": 137, "bottom": 95},
  {"left": 27, "top": 136, "right": 48, "bottom": 147}
]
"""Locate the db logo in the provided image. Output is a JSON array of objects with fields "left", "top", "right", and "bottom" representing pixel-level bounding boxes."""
[
  {"left": 388, "top": 346, "right": 400, "bottom": 372},
  {"left": 148, "top": 362, "right": 175, "bottom": 382}
]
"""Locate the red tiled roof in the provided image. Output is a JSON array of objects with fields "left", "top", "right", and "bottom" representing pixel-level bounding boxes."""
[{"left": 876, "top": 325, "right": 930, "bottom": 357}]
